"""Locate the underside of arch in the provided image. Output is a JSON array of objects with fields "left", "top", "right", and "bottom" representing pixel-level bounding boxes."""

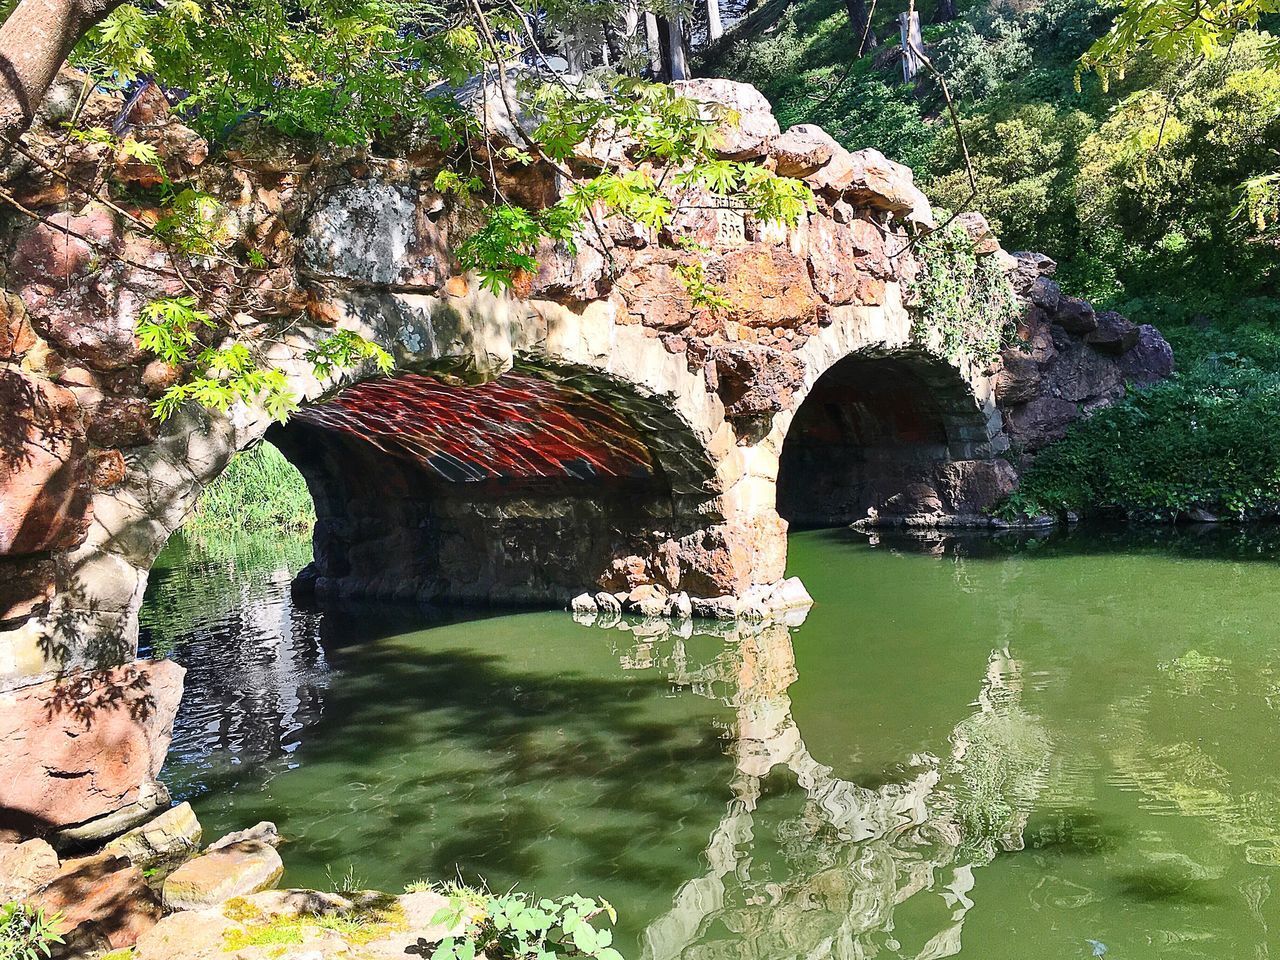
[
  {"left": 269, "top": 367, "right": 723, "bottom": 606},
  {"left": 777, "top": 352, "right": 1014, "bottom": 528}
]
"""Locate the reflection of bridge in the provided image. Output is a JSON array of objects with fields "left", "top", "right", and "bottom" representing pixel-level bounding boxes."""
[{"left": 586, "top": 612, "right": 1044, "bottom": 960}]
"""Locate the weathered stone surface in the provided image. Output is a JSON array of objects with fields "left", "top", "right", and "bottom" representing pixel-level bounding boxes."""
[
  {"left": 1086, "top": 310, "right": 1140, "bottom": 355},
  {"left": 50, "top": 779, "right": 171, "bottom": 851},
  {"left": 938, "top": 459, "right": 1019, "bottom": 515},
  {"left": 626, "top": 584, "right": 669, "bottom": 617},
  {"left": 769, "top": 124, "right": 837, "bottom": 177},
  {"left": 300, "top": 180, "right": 456, "bottom": 290},
  {"left": 360, "top": 890, "right": 461, "bottom": 957},
  {"left": 163, "top": 840, "right": 285, "bottom": 911},
  {"left": 0, "top": 838, "right": 58, "bottom": 900},
  {"left": 207, "top": 822, "right": 282, "bottom": 854},
  {"left": 1054, "top": 296, "right": 1097, "bottom": 335},
  {"left": 993, "top": 350, "right": 1041, "bottom": 405},
  {"left": 615, "top": 249, "right": 698, "bottom": 329},
  {"left": 0, "top": 661, "right": 184, "bottom": 840},
  {"left": 806, "top": 216, "right": 890, "bottom": 306},
  {"left": 1003, "top": 396, "right": 1081, "bottom": 450},
  {"left": 707, "top": 344, "right": 807, "bottom": 422},
  {"left": 1121, "top": 323, "right": 1176, "bottom": 385},
  {"left": 103, "top": 801, "right": 203, "bottom": 870},
  {"left": 0, "top": 555, "right": 56, "bottom": 624},
  {"left": 674, "top": 78, "right": 780, "bottom": 159},
  {"left": 719, "top": 245, "right": 820, "bottom": 327},
  {"left": 133, "top": 888, "right": 461, "bottom": 960},
  {"left": 133, "top": 907, "right": 243, "bottom": 960},
  {"left": 27, "top": 853, "right": 163, "bottom": 951},
  {"left": 0, "top": 291, "right": 38, "bottom": 360},
  {"left": 0, "top": 369, "right": 91, "bottom": 556}
]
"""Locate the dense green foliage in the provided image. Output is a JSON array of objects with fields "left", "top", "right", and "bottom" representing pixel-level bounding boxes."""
[
  {"left": 0, "top": 903, "right": 63, "bottom": 960},
  {"left": 707, "top": 0, "right": 1280, "bottom": 521},
  {"left": 913, "top": 222, "right": 1018, "bottom": 364},
  {"left": 186, "top": 442, "right": 315, "bottom": 535},
  {"left": 1007, "top": 302, "right": 1280, "bottom": 520}
]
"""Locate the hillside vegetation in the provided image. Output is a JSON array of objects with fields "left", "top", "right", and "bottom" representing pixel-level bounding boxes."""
[{"left": 701, "top": 0, "right": 1280, "bottom": 520}]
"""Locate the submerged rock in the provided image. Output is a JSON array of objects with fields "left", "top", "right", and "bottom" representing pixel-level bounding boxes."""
[
  {"left": 163, "top": 839, "right": 285, "bottom": 911},
  {"left": 207, "top": 821, "right": 281, "bottom": 852}
]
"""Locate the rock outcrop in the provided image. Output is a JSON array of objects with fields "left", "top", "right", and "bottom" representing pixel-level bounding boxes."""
[{"left": 0, "top": 660, "right": 184, "bottom": 842}]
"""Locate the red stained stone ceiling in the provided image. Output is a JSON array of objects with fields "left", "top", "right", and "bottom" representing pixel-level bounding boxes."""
[{"left": 293, "top": 372, "right": 656, "bottom": 483}]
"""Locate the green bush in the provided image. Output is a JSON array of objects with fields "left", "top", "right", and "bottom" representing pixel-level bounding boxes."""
[
  {"left": 914, "top": 222, "right": 1019, "bottom": 364},
  {"left": 187, "top": 441, "right": 315, "bottom": 536},
  {"left": 1007, "top": 358, "right": 1280, "bottom": 521},
  {"left": 1, "top": 903, "right": 64, "bottom": 960}
]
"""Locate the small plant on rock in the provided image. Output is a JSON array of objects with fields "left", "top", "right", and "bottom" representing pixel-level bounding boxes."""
[
  {"left": 0, "top": 903, "right": 64, "bottom": 960},
  {"left": 430, "top": 887, "right": 623, "bottom": 960}
]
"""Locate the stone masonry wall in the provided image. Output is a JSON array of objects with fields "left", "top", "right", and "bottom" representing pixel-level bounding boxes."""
[{"left": 0, "top": 71, "right": 1172, "bottom": 689}]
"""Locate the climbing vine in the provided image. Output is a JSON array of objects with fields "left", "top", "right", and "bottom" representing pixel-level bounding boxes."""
[{"left": 912, "top": 223, "right": 1018, "bottom": 366}]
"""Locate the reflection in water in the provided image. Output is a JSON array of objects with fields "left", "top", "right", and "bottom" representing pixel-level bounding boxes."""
[{"left": 141, "top": 525, "right": 1280, "bottom": 960}]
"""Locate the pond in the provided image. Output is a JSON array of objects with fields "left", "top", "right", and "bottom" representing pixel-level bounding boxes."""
[{"left": 140, "top": 524, "right": 1280, "bottom": 960}]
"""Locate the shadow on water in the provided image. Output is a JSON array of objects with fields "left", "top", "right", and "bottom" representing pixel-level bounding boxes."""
[{"left": 143, "top": 523, "right": 1280, "bottom": 960}]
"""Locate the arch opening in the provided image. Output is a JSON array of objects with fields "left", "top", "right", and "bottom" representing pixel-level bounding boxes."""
[
  {"left": 777, "top": 353, "right": 1011, "bottom": 528},
  {"left": 265, "top": 366, "right": 719, "bottom": 606}
]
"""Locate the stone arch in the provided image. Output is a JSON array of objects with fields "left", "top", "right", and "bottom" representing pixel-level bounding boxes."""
[
  {"left": 14, "top": 285, "right": 799, "bottom": 682},
  {"left": 266, "top": 359, "right": 722, "bottom": 607},
  {"left": 767, "top": 290, "right": 1013, "bottom": 529}
]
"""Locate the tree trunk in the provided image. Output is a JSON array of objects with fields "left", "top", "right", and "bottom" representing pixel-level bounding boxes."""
[
  {"left": 661, "top": 13, "right": 689, "bottom": 81},
  {"left": 706, "top": 0, "right": 723, "bottom": 42},
  {"left": 0, "top": 0, "right": 123, "bottom": 151},
  {"left": 899, "top": 9, "right": 922, "bottom": 81},
  {"left": 644, "top": 11, "right": 663, "bottom": 77},
  {"left": 843, "top": 0, "right": 879, "bottom": 56}
]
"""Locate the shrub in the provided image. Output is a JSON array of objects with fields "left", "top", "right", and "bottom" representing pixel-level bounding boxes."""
[
  {"left": 1005, "top": 358, "right": 1280, "bottom": 521},
  {"left": 1, "top": 903, "right": 64, "bottom": 960},
  {"left": 429, "top": 887, "right": 622, "bottom": 960},
  {"left": 913, "top": 222, "right": 1019, "bottom": 364}
]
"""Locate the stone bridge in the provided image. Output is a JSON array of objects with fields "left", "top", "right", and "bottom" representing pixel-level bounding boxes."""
[{"left": 0, "top": 73, "right": 1172, "bottom": 711}]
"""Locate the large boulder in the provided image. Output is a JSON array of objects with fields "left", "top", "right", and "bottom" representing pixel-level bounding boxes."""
[
  {"left": 674, "top": 78, "right": 780, "bottom": 159},
  {"left": 27, "top": 852, "right": 164, "bottom": 952},
  {"left": 0, "top": 660, "right": 185, "bottom": 841},
  {"left": 162, "top": 839, "right": 285, "bottom": 911}
]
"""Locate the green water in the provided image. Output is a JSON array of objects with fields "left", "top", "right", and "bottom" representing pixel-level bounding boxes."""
[{"left": 142, "top": 525, "right": 1280, "bottom": 959}]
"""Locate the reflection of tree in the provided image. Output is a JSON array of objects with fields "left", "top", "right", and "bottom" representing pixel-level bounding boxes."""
[
  {"left": 594, "top": 622, "right": 1051, "bottom": 960},
  {"left": 1102, "top": 648, "right": 1280, "bottom": 867}
]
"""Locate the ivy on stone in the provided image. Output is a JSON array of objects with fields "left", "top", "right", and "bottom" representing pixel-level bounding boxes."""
[{"left": 913, "top": 222, "right": 1017, "bottom": 366}]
